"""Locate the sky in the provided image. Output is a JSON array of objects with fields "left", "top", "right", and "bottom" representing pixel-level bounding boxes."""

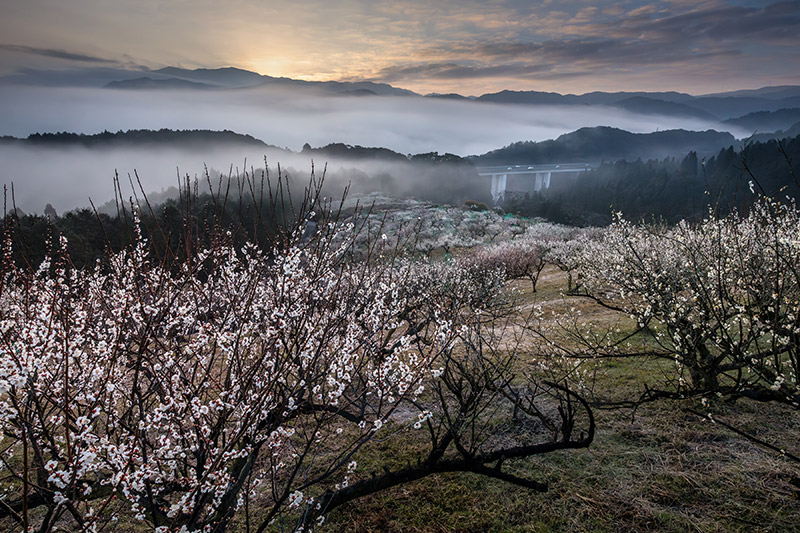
[
  {"left": 1, "top": 0, "right": 799, "bottom": 95},
  {"left": 0, "top": 0, "right": 796, "bottom": 213}
]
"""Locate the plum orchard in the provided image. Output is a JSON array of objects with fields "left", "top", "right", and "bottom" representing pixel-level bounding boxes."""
[
  {"left": 573, "top": 197, "right": 800, "bottom": 406},
  {"left": 0, "top": 178, "right": 593, "bottom": 532},
  {"left": 461, "top": 224, "right": 602, "bottom": 295}
]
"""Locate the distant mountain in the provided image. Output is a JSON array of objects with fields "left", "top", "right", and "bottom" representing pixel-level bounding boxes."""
[
  {"left": 476, "top": 85, "right": 800, "bottom": 108},
  {"left": 477, "top": 90, "right": 570, "bottom": 105},
  {"left": 426, "top": 93, "right": 471, "bottom": 100},
  {"left": 476, "top": 90, "right": 696, "bottom": 106},
  {"left": 610, "top": 97, "right": 718, "bottom": 121},
  {"left": 337, "top": 88, "right": 379, "bottom": 97},
  {"left": 154, "top": 66, "right": 267, "bottom": 88},
  {"left": 1, "top": 129, "right": 282, "bottom": 150},
  {"left": 748, "top": 121, "right": 800, "bottom": 144},
  {"left": 308, "top": 79, "right": 415, "bottom": 97},
  {"left": 472, "top": 87, "right": 800, "bottom": 123},
  {"left": 724, "top": 108, "right": 800, "bottom": 134},
  {"left": 472, "top": 126, "right": 737, "bottom": 165},
  {"left": 301, "top": 142, "right": 409, "bottom": 162},
  {"left": 690, "top": 96, "right": 800, "bottom": 120},
  {"left": 699, "top": 86, "right": 800, "bottom": 100},
  {"left": 576, "top": 90, "right": 695, "bottom": 105},
  {"left": 105, "top": 77, "right": 216, "bottom": 90},
  {"left": 3, "top": 126, "right": 741, "bottom": 167},
  {"left": 118, "top": 66, "right": 417, "bottom": 96},
  {"left": 10, "top": 62, "right": 800, "bottom": 127}
]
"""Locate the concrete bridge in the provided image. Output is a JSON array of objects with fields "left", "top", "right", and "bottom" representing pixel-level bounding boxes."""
[{"left": 477, "top": 163, "right": 597, "bottom": 204}]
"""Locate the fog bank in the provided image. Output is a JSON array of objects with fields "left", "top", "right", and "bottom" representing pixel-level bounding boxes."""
[
  {"left": 0, "top": 84, "right": 748, "bottom": 213},
  {"left": 0, "top": 86, "right": 742, "bottom": 156},
  {"left": 0, "top": 144, "right": 492, "bottom": 214}
]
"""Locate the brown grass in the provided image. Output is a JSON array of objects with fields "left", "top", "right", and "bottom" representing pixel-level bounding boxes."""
[
  {"left": 323, "top": 267, "right": 800, "bottom": 532},
  {"left": 6, "top": 267, "right": 798, "bottom": 532}
]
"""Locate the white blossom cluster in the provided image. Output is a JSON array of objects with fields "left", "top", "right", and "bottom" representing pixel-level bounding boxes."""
[
  {"left": 576, "top": 198, "right": 800, "bottom": 401},
  {"left": 341, "top": 195, "right": 531, "bottom": 255},
  {"left": 0, "top": 207, "right": 472, "bottom": 531}
]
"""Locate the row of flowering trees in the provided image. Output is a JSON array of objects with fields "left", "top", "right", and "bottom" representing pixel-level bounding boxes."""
[
  {"left": 465, "top": 192, "right": 799, "bottom": 410},
  {"left": 461, "top": 191, "right": 799, "bottom": 463},
  {"left": 460, "top": 223, "right": 600, "bottom": 294},
  {"left": 570, "top": 197, "right": 800, "bottom": 407},
  {"left": 0, "top": 174, "right": 593, "bottom": 532}
]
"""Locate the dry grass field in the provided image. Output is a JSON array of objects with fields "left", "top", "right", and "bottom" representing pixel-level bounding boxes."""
[{"left": 323, "top": 267, "right": 800, "bottom": 532}]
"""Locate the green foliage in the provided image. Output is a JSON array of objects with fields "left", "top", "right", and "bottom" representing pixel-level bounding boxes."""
[{"left": 508, "top": 134, "right": 800, "bottom": 225}]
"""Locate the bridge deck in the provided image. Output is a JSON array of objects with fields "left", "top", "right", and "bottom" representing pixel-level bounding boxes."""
[
  {"left": 477, "top": 163, "right": 598, "bottom": 175},
  {"left": 480, "top": 163, "right": 599, "bottom": 203}
]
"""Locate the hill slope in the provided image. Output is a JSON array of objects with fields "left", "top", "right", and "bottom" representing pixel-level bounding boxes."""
[{"left": 472, "top": 127, "right": 737, "bottom": 165}]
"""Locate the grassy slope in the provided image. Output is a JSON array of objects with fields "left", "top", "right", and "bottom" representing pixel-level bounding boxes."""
[
  {"left": 323, "top": 268, "right": 800, "bottom": 532},
  {"left": 6, "top": 267, "right": 798, "bottom": 532}
]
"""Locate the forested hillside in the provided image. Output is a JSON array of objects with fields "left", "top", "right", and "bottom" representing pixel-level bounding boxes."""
[{"left": 506, "top": 133, "right": 800, "bottom": 225}]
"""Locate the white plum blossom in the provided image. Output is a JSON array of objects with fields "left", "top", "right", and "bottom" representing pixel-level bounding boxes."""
[
  {"left": 573, "top": 197, "right": 800, "bottom": 402},
  {"left": 0, "top": 192, "right": 481, "bottom": 531}
]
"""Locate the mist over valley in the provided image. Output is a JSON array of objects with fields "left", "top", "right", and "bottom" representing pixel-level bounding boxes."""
[
  {"left": 3, "top": 2, "right": 800, "bottom": 532},
  {"left": 1, "top": 66, "right": 798, "bottom": 214}
]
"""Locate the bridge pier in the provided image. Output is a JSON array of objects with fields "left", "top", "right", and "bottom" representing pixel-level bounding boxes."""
[
  {"left": 533, "top": 171, "right": 551, "bottom": 192},
  {"left": 479, "top": 164, "right": 595, "bottom": 205},
  {"left": 490, "top": 174, "right": 507, "bottom": 203}
]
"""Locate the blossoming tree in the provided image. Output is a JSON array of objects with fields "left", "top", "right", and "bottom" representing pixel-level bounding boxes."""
[
  {"left": 0, "top": 174, "right": 594, "bottom": 532},
  {"left": 573, "top": 197, "right": 799, "bottom": 406}
]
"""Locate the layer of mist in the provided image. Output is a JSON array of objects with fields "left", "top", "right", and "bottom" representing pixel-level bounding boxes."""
[
  {"left": 0, "top": 84, "right": 753, "bottom": 213},
  {"left": 0, "top": 86, "right": 745, "bottom": 155},
  {"left": 0, "top": 143, "right": 491, "bottom": 214}
]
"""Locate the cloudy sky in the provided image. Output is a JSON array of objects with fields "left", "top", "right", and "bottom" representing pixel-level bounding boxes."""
[{"left": 1, "top": 0, "right": 798, "bottom": 95}]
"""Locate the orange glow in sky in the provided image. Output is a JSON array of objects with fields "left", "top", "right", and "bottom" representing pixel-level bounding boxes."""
[{"left": 0, "top": 0, "right": 798, "bottom": 95}]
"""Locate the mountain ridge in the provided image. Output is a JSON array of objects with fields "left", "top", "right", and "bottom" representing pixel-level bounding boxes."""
[
  {"left": 10, "top": 63, "right": 797, "bottom": 123},
  {"left": 6, "top": 62, "right": 800, "bottom": 109},
  {"left": 1, "top": 125, "right": 758, "bottom": 165},
  {"left": 471, "top": 126, "right": 738, "bottom": 165}
]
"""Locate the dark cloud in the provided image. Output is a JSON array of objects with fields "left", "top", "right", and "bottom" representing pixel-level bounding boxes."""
[
  {"left": 476, "top": 41, "right": 609, "bottom": 60},
  {"left": 434, "top": 2, "right": 799, "bottom": 66},
  {"left": 478, "top": 38, "right": 741, "bottom": 66},
  {"left": 598, "top": 2, "right": 800, "bottom": 44},
  {"left": 704, "top": 2, "right": 800, "bottom": 41},
  {"left": 368, "top": 37, "right": 740, "bottom": 86},
  {"left": 367, "top": 1, "right": 796, "bottom": 89},
  {"left": 354, "top": 1, "right": 798, "bottom": 93},
  {"left": 0, "top": 44, "right": 118, "bottom": 64},
  {"left": 369, "top": 62, "right": 560, "bottom": 82}
]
